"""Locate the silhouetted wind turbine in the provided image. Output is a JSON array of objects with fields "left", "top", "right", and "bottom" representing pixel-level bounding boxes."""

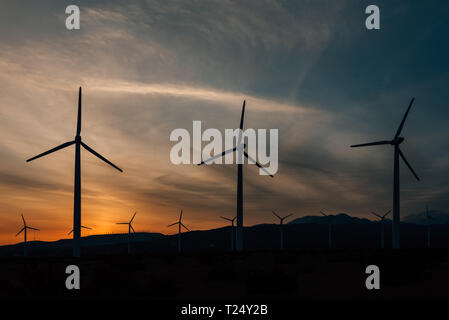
[
  {"left": 198, "top": 101, "right": 274, "bottom": 251},
  {"left": 272, "top": 210, "right": 293, "bottom": 250},
  {"left": 26, "top": 87, "right": 123, "bottom": 257},
  {"left": 371, "top": 209, "right": 391, "bottom": 249},
  {"left": 220, "top": 215, "right": 236, "bottom": 251},
  {"left": 68, "top": 225, "right": 92, "bottom": 236},
  {"left": 350, "top": 98, "right": 419, "bottom": 249},
  {"left": 116, "top": 212, "right": 137, "bottom": 254},
  {"left": 320, "top": 210, "right": 333, "bottom": 249},
  {"left": 425, "top": 204, "right": 433, "bottom": 248},
  {"left": 168, "top": 209, "right": 189, "bottom": 253},
  {"left": 16, "top": 214, "right": 40, "bottom": 257}
]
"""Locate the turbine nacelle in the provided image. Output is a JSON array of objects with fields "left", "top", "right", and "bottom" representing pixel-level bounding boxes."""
[
  {"left": 391, "top": 137, "right": 404, "bottom": 145},
  {"left": 237, "top": 143, "right": 247, "bottom": 151}
]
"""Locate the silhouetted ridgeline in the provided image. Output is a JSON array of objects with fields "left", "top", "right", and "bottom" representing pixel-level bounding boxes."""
[
  {"left": 289, "top": 211, "right": 449, "bottom": 225},
  {"left": 1, "top": 212, "right": 449, "bottom": 257}
]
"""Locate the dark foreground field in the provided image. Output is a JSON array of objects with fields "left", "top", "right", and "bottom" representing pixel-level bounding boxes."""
[{"left": 1, "top": 248, "right": 449, "bottom": 300}]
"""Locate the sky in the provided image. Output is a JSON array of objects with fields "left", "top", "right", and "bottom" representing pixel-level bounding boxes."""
[{"left": 0, "top": 0, "right": 448, "bottom": 245}]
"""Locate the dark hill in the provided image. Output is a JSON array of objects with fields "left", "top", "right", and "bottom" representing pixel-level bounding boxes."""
[
  {"left": 403, "top": 210, "right": 449, "bottom": 225},
  {"left": 289, "top": 213, "right": 376, "bottom": 225}
]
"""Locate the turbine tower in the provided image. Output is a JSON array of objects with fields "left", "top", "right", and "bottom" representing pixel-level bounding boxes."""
[
  {"left": 425, "top": 204, "right": 433, "bottom": 248},
  {"left": 116, "top": 212, "right": 137, "bottom": 254},
  {"left": 198, "top": 101, "right": 274, "bottom": 251},
  {"left": 220, "top": 215, "right": 236, "bottom": 251},
  {"left": 350, "top": 98, "right": 420, "bottom": 249},
  {"left": 16, "top": 214, "right": 40, "bottom": 257},
  {"left": 371, "top": 209, "right": 391, "bottom": 249},
  {"left": 272, "top": 210, "right": 293, "bottom": 250},
  {"left": 168, "top": 209, "right": 189, "bottom": 253},
  {"left": 320, "top": 210, "right": 333, "bottom": 249},
  {"left": 26, "top": 87, "right": 123, "bottom": 257}
]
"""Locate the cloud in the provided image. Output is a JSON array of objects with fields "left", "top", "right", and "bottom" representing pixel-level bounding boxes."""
[{"left": 0, "top": 0, "right": 448, "bottom": 245}]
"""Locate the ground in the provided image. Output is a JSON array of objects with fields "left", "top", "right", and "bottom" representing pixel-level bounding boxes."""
[{"left": 1, "top": 248, "right": 448, "bottom": 300}]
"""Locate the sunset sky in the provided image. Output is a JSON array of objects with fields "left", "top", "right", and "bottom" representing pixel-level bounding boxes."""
[{"left": 0, "top": 1, "right": 448, "bottom": 245}]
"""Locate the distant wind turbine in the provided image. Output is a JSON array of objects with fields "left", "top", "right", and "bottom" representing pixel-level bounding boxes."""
[
  {"left": 425, "top": 204, "right": 433, "bottom": 248},
  {"left": 26, "top": 87, "right": 123, "bottom": 257},
  {"left": 68, "top": 225, "right": 92, "bottom": 236},
  {"left": 220, "top": 215, "right": 236, "bottom": 251},
  {"left": 117, "top": 212, "right": 137, "bottom": 254},
  {"left": 198, "top": 101, "right": 274, "bottom": 252},
  {"left": 16, "top": 214, "right": 40, "bottom": 257},
  {"left": 168, "top": 209, "right": 189, "bottom": 253},
  {"left": 272, "top": 210, "right": 293, "bottom": 250},
  {"left": 371, "top": 209, "right": 391, "bottom": 249},
  {"left": 350, "top": 98, "right": 420, "bottom": 249},
  {"left": 320, "top": 210, "right": 333, "bottom": 249}
]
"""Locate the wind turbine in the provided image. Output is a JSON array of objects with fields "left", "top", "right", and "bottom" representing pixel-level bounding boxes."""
[
  {"left": 350, "top": 98, "right": 420, "bottom": 249},
  {"left": 16, "top": 214, "right": 40, "bottom": 256},
  {"left": 168, "top": 209, "right": 189, "bottom": 253},
  {"left": 425, "top": 204, "right": 433, "bottom": 248},
  {"left": 116, "top": 212, "right": 137, "bottom": 254},
  {"left": 198, "top": 101, "right": 274, "bottom": 251},
  {"left": 272, "top": 210, "right": 293, "bottom": 250},
  {"left": 68, "top": 225, "right": 92, "bottom": 236},
  {"left": 320, "top": 210, "right": 333, "bottom": 249},
  {"left": 220, "top": 215, "right": 236, "bottom": 251},
  {"left": 371, "top": 209, "right": 391, "bottom": 249},
  {"left": 26, "top": 87, "right": 123, "bottom": 257}
]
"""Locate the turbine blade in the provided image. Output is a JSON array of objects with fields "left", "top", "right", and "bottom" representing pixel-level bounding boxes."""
[
  {"left": 130, "top": 212, "right": 137, "bottom": 223},
  {"left": 371, "top": 212, "right": 382, "bottom": 219},
  {"left": 130, "top": 225, "right": 135, "bottom": 233},
  {"left": 16, "top": 227, "right": 25, "bottom": 236},
  {"left": 239, "top": 100, "right": 246, "bottom": 130},
  {"left": 81, "top": 142, "right": 123, "bottom": 172},
  {"left": 27, "top": 227, "right": 39, "bottom": 231},
  {"left": 272, "top": 210, "right": 281, "bottom": 219},
  {"left": 320, "top": 210, "right": 327, "bottom": 217},
  {"left": 167, "top": 222, "right": 178, "bottom": 227},
  {"left": 116, "top": 222, "right": 128, "bottom": 225},
  {"left": 283, "top": 213, "right": 293, "bottom": 220},
  {"left": 243, "top": 151, "right": 274, "bottom": 177},
  {"left": 198, "top": 147, "right": 237, "bottom": 165},
  {"left": 398, "top": 148, "right": 420, "bottom": 181},
  {"left": 26, "top": 141, "right": 75, "bottom": 162},
  {"left": 382, "top": 210, "right": 391, "bottom": 218},
  {"left": 81, "top": 226, "right": 92, "bottom": 230},
  {"left": 220, "top": 216, "right": 232, "bottom": 222},
  {"left": 76, "top": 87, "right": 82, "bottom": 136},
  {"left": 68, "top": 229, "right": 73, "bottom": 235},
  {"left": 181, "top": 223, "right": 190, "bottom": 231},
  {"left": 21, "top": 213, "right": 26, "bottom": 226},
  {"left": 179, "top": 209, "right": 183, "bottom": 222},
  {"left": 394, "top": 97, "right": 415, "bottom": 140},
  {"left": 350, "top": 140, "right": 390, "bottom": 148},
  {"left": 237, "top": 100, "right": 246, "bottom": 146}
]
